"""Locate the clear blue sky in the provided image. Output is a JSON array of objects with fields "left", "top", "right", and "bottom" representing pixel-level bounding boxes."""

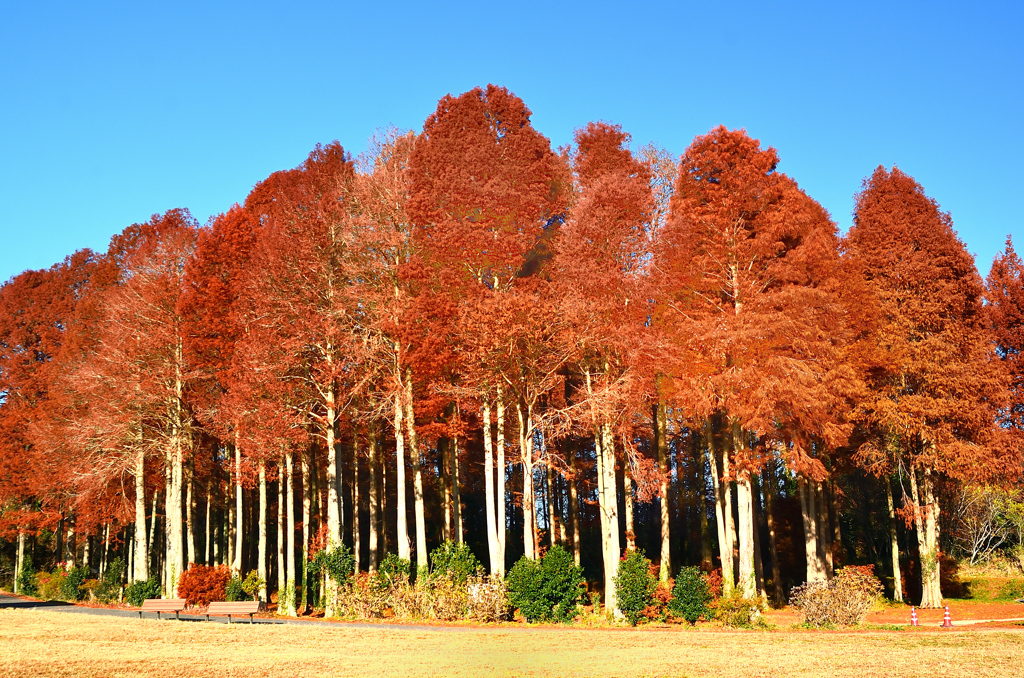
[{"left": 2, "top": 1, "right": 1021, "bottom": 284}]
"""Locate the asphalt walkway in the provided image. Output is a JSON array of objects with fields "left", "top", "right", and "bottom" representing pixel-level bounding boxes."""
[{"left": 0, "top": 593, "right": 492, "bottom": 631}]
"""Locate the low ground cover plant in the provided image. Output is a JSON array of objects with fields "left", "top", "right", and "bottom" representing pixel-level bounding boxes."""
[
  {"left": 790, "top": 565, "right": 884, "bottom": 627},
  {"left": 331, "top": 547, "right": 507, "bottom": 622}
]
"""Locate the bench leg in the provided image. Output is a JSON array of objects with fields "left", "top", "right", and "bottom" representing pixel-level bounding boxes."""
[
  {"left": 227, "top": 615, "right": 232, "bottom": 624},
  {"left": 249, "top": 614, "right": 253, "bottom": 624},
  {"left": 156, "top": 612, "right": 161, "bottom": 621},
  {"left": 175, "top": 611, "right": 180, "bottom": 621}
]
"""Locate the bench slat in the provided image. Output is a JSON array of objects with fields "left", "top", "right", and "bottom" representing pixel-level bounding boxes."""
[{"left": 138, "top": 598, "right": 187, "bottom": 621}]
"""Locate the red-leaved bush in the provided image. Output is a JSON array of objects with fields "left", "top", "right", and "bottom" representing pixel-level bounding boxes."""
[{"left": 177, "top": 565, "right": 231, "bottom": 607}]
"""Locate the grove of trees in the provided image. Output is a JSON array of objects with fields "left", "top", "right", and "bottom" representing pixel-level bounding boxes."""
[{"left": 2, "top": 85, "right": 1021, "bottom": 614}]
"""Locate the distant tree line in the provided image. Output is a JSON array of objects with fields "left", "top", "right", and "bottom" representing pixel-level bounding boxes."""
[{"left": 1, "top": 84, "right": 1021, "bottom": 612}]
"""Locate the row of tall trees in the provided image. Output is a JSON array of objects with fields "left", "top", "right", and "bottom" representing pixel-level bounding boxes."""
[{"left": 1, "top": 85, "right": 1020, "bottom": 611}]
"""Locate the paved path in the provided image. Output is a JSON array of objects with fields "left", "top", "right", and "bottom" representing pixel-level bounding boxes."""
[{"left": 0, "top": 593, "right": 495, "bottom": 632}]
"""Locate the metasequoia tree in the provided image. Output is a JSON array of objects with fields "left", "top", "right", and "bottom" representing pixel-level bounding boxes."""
[
  {"left": 407, "top": 84, "right": 567, "bottom": 574},
  {"left": 181, "top": 203, "right": 263, "bottom": 590},
  {"left": 242, "top": 144, "right": 366, "bottom": 613},
  {"left": 554, "top": 122, "right": 656, "bottom": 611},
  {"left": 0, "top": 251, "right": 110, "bottom": 587},
  {"left": 987, "top": 238, "right": 1024, "bottom": 436},
  {"left": 71, "top": 210, "right": 199, "bottom": 591},
  {"left": 657, "top": 127, "right": 853, "bottom": 597},
  {"left": 847, "top": 166, "right": 1008, "bottom": 607}
]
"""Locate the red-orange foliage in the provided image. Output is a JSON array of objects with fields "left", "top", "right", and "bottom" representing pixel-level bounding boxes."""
[
  {"left": 847, "top": 166, "right": 1009, "bottom": 481},
  {"left": 656, "top": 126, "right": 853, "bottom": 472},
  {"left": 987, "top": 237, "right": 1024, "bottom": 437},
  {"left": 177, "top": 564, "right": 231, "bottom": 607}
]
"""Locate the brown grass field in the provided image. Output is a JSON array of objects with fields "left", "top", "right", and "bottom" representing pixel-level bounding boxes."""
[{"left": 1, "top": 609, "right": 1023, "bottom": 678}]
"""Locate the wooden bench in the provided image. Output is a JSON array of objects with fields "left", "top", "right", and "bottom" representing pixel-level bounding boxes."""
[
  {"left": 206, "top": 601, "right": 260, "bottom": 624},
  {"left": 139, "top": 598, "right": 187, "bottom": 621}
]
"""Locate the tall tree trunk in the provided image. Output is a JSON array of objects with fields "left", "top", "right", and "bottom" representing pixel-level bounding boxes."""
[
  {"left": 886, "top": 474, "right": 903, "bottom": 602},
  {"left": 226, "top": 478, "right": 234, "bottom": 570},
  {"left": 324, "top": 379, "right": 342, "bottom": 616},
  {"left": 204, "top": 489, "right": 212, "bottom": 566},
  {"left": 149, "top": 492, "right": 159, "bottom": 573},
  {"left": 442, "top": 437, "right": 452, "bottom": 540},
  {"left": 258, "top": 462, "right": 268, "bottom": 604},
  {"left": 452, "top": 435, "right": 463, "bottom": 543},
  {"left": 352, "top": 437, "right": 361, "bottom": 573},
  {"left": 483, "top": 400, "right": 499, "bottom": 572},
  {"left": 394, "top": 387, "right": 410, "bottom": 561},
  {"left": 517, "top": 402, "right": 536, "bottom": 560},
  {"left": 624, "top": 462, "right": 636, "bottom": 551},
  {"left": 546, "top": 462, "right": 558, "bottom": 548},
  {"left": 326, "top": 382, "right": 342, "bottom": 548},
  {"left": 764, "top": 459, "right": 784, "bottom": 605},
  {"left": 912, "top": 465, "right": 942, "bottom": 607},
  {"left": 301, "top": 451, "right": 311, "bottom": 612},
  {"left": 496, "top": 387, "right": 507, "bottom": 576},
  {"left": 654, "top": 401, "right": 671, "bottom": 582},
  {"left": 165, "top": 429, "right": 184, "bottom": 597},
  {"left": 15, "top": 529, "right": 25, "bottom": 593},
  {"left": 816, "top": 481, "right": 833, "bottom": 579},
  {"left": 733, "top": 422, "right": 756, "bottom": 598},
  {"left": 368, "top": 427, "right": 380, "bottom": 572},
  {"left": 100, "top": 524, "right": 109, "bottom": 577},
  {"left": 134, "top": 451, "right": 148, "bottom": 582},
  {"left": 598, "top": 418, "right": 620, "bottom": 613},
  {"left": 277, "top": 461, "right": 285, "bottom": 598},
  {"left": 404, "top": 368, "right": 428, "bottom": 574},
  {"left": 233, "top": 437, "right": 243, "bottom": 573},
  {"left": 569, "top": 450, "right": 581, "bottom": 566},
  {"left": 798, "top": 475, "right": 825, "bottom": 582},
  {"left": 698, "top": 434, "right": 712, "bottom": 571},
  {"left": 706, "top": 418, "right": 734, "bottom": 595},
  {"left": 186, "top": 472, "right": 196, "bottom": 566},
  {"left": 283, "top": 452, "right": 297, "bottom": 617},
  {"left": 751, "top": 474, "right": 765, "bottom": 599}
]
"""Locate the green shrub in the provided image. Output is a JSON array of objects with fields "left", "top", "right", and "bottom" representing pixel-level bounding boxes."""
[
  {"left": 308, "top": 545, "right": 356, "bottom": 588},
  {"left": 429, "top": 540, "right": 483, "bottom": 584},
  {"left": 60, "top": 566, "right": 89, "bottom": 602},
  {"left": 124, "top": 578, "right": 162, "bottom": 607},
  {"left": 614, "top": 550, "right": 657, "bottom": 626},
  {"left": 225, "top": 574, "right": 245, "bottom": 602},
  {"left": 507, "top": 545, "right": 585, "bottom": 623},
  {"left": 507, "top": 556, "right": 545, "bottom": 622},
  {"left": 373, "top": 553, "right": 411, "bottom": 590},
  {"left": 177, "top": 565, "right": 230, "bottom": 607},
  {"left": 36, "top": 571, "right": 65, "bottom": 600},
  {"left": 16, "top": 556, "right": 37, "bottom": 596},
  {"left": 789, "top": 566, "right": 883, "bottom": 627},
  {"left": 669, "top": 566, "right": 712, "bottom": 624},
  {"left": 714, "top": 589, "right": 764, "bottom": 628},
  {"left": 241, "top": 570, "right": 266, "bottom": 600},
  {"left": 94, "top": 558, "right": 125, "bottom": 603}
]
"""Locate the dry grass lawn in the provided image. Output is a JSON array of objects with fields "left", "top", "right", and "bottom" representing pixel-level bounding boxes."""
[{"left": 1, "top": 608, "right": 1022, "bottom": 677}]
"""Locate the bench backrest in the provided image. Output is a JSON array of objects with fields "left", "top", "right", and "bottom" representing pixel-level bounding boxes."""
[
  {"left": 207, "top": 601, "right": 260, "bottom": 614},
  {"left": 140, "top": 598, "right": 186, "bottom": 611}
]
